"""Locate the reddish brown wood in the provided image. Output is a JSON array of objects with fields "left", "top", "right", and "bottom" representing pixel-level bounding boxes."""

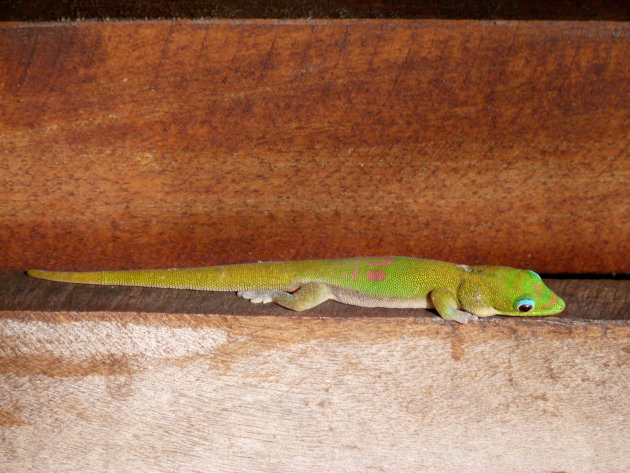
[{"left": 0, "top": 20, "right": 628, "bottom": 273}]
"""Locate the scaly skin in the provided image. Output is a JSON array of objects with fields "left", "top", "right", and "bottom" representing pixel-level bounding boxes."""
[{"left": 27, "top": 256, "right": 565, "bottom": 324}]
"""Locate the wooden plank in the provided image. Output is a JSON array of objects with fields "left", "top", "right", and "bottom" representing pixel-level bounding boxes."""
[
  {"left": 0, "top": 270, "right": 628, "bottom": 320},
  {"left": 1, "top": 310, "right": 628, "bottom": 472},
  {"left": 0, "top": 21, "right": 628, "bottom": 273}
]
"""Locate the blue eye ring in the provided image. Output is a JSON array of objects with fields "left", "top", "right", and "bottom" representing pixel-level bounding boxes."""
[{"left": 515, "top": 298, "right": 535, "bottom": 313}]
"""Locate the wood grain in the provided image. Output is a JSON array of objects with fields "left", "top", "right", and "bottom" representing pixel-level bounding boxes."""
[
  {"left": 1, "top": 20, "right": 629, "bottom": 273},
  {"left": 1, "top": 309, "right": 628, "bottom": 472}
]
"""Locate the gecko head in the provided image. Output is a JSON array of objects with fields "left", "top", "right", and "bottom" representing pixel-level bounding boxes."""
[{"left": 470, "top": 266, "right": 566, "bottom": 317}]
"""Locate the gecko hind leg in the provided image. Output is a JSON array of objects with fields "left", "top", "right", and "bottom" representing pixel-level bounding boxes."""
[{"left": 237, "top": 282, "right": 332, "bottom": 311}]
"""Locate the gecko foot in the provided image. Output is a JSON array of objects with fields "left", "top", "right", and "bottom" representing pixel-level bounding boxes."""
[
  {"left": 449, "top": 312, "right": 479, "bottom": 324},
  {"left": 237, "top": 283, "right": 331, "bottom": 311},
  {"left": 237, "top": 290, "right": 277, "bottom": 304}
]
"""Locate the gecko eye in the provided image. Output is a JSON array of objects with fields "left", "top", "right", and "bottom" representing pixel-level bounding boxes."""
[{"left": 515, "top": 299, "right": 535, "bottom": 313}]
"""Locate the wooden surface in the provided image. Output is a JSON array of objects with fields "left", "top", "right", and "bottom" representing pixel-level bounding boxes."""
[
  {"left": 1, "top": 270, "right": 628, "bottom": 320},
  {"left": 1, "top": 20, "right": 629, "bottom": 274},
  {"left": 1, "top": 309, "right": 628, "bottom": 472},
  {"left": 2, "top": 20, "right": 628, "bottom": 472}
]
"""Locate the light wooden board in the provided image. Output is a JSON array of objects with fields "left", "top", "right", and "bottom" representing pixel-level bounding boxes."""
[{"left": 1, "top": 310, "right": 628, "bottom": 472}]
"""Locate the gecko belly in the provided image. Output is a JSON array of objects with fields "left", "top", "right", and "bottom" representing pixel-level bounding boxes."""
[{"left": 328, "top": 286, "right": 433, "bottom": 309}]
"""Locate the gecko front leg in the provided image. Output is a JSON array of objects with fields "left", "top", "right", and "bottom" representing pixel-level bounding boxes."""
[
  {"left": 238, "top": 282, "right": 333, "bottom": 311},
  {"left": 430, "top": 288, "right": 479, "bottom": 324}
]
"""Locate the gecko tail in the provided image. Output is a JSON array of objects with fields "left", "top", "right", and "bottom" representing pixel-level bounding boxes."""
[
  {"left": 27, "top": 269, "right": 118, "bottom": 285},
  {"left": 26, "top": 269, "right": 46, "bottom": 278},
  {"left": 26, "top": 264, "right": 299, "bottom": 292},
  {"left": 26, "top": 267, "right": 223, "bottom": 290},
  {"left": 29, "top": 269, "right": 80, "bottom": 281}
]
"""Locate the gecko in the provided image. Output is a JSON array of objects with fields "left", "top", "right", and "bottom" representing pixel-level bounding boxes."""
[{"left": 27, "top": 256, "right": 565, "bottom": 324}]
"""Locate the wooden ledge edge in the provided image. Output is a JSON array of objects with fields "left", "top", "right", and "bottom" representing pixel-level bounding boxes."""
[{"left": 1, "top": 308, "right": 628, "bottom": 329}]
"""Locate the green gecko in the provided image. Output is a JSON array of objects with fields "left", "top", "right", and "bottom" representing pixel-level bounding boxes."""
[{"left": 27, "top": 256, "right": 565, "bottom": 324}]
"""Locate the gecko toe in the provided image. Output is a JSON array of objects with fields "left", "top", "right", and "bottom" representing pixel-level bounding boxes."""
[
  {"left": 449, "top": 311, "right": 478, "bottom": 324},
  {"left": 238, "top": 290, "right": 274, "bottom": 304}
]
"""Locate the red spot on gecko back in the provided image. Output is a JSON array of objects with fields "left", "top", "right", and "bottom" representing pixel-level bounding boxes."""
[
  {"left": 366, "top": 269, "right": 386, "bottom": 282},
  {"left": 352, "top": 270, "right": 359, "bottom": 280},
  {"left": 368, "top": 256, "right": 395, "bottom": 266}
]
